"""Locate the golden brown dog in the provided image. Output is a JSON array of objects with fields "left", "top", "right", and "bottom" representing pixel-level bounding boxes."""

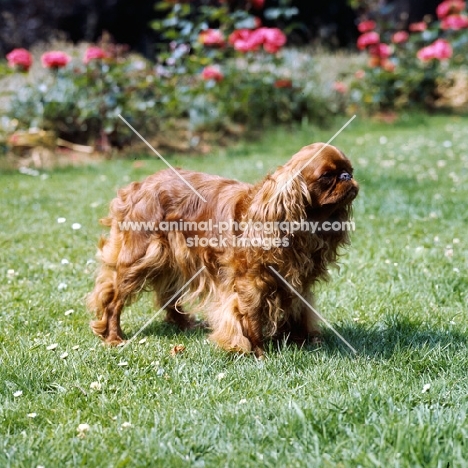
[{"left": 87, "top": 143, "right": 358, "bottom": 357}]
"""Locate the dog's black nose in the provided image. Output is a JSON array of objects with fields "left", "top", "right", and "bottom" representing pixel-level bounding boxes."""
[{"left": 339, "top": 172, "right": 352, "bottom": 181}]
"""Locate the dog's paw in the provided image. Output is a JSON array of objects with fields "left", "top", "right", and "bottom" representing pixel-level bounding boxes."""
[
  {"left": 103, "top": 336, "right": 126, "bottom": 347},
  {"left": 309, "top": 334, "right": 323, "bottom": 346}
]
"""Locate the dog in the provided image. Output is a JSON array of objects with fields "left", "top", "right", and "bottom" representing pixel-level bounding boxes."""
[{"left": 87, "top": 143, "right": 359, "bottom": 357}]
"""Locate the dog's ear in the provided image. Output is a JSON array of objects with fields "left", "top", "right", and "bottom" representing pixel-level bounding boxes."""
[{"left": 246, "top": 166, "right": 311, "bottom": 224}]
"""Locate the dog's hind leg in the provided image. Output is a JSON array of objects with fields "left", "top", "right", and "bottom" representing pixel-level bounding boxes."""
[
  {"left": 88, "top": 230, "right": 152, "bottom": 345},
  {"left": 88, "top": 263, "right": 145, "bottom": 345},
  {"left": 88, "top": 261, "right": 120, "bottom": 342}
]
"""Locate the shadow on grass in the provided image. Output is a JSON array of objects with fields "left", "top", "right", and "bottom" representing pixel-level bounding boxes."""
[
  {"left": 316, "top": 316, "right": 467, "bottom": 360},
  {"left": 125, "top": 318, "right": 208, "bottom": 342},
  {"left": 124, "top": 314, "right": 466, "bottom": 361}
]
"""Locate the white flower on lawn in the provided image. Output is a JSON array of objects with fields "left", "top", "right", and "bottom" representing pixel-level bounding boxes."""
[
  {"left": 46, "top": 343, "right": 58, "bottom": 350},
  {"left": 422, "top": 383, "right": 431, "bottom": 393},
  {"left": 217, "top": 372, "right": 226, "bottom": 381},
  {"left": 90, "top": 381, "right": 102, "bottom": 391},
  {"left": 13, "top": 390, "right": 23, "bottom": 397},
  {"left": 27, "top": 413, "right": 37, "bottom": 418},
  {"left": 60, "top": 352, "right": 68, "bottom": 359},
  {"left": 121, "top": 422, "right": 132, "bottom": 429},
  {"left": 57, "top": 217, "right": 66, "bottom": 223},
  {"left": 64, "top": 309, "right": 74, "bottom": 316},
  {"left": 72, "top": 223, "right": 82, "bottom": 230},
  {"left": 77, "top": 423, "right": 90, "bottom": 438},
  {"left": 57, "top": 283, "right": 67, "bottom": 291},
  {"left": 61, "top": 259, "right": 69, "bottom": 265}
]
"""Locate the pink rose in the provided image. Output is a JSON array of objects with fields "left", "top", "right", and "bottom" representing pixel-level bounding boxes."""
[
  {"left": 368, "top": 43, "right": 391, "bottom": 58},
  {"left": 201, "top": 65, "right": 223, "bottom": 82},
  {"left": 392, "top": 31, "right": 409, "bottom": 43},
  {"left": 417, "top": 46, "right": 435, "bottom": 62},
  {"left": 354, "top": 69, "right": 365, "bottom": 79},
  {"left": 199, "top": 29, "right": 225, "bottom": 46},
  {"left": 41, "top": 51, "right": 71, "bottom": 69},
  {"left": 436, "top": 0, "right": 466, "bottom": 19},
  {"left": 409, "top": 22, "right": 427, "bottom": 32},
  {"left": 229, "top": 27, "right": 286, "bottom": 53},
  {"left": 431, "top": 38, "right": 453, "bottom": 59},
  {"left": 417, "top": 38, "right": 453, "bottom": 61},
  {"left": 441, "top": 14, "right": 468, "bottom": 29},
  {"left": 6, "top": 48, "right": 33, "bottom": 71},
  {"left": 382, "top": 60, "right": 396, "bottom": 72},
  {"left": 357, "top": 20, "right": 376, "bottom": 33},
  {"left": 229, "top": 29, "right": 262, "bottom": 52},
  {"left": 256, "top": 27, "right": 287, "bottom": 53},
  {"left": 357, "top": 31, "right": 380, "bottom": 49},
  {"left": 83, "top": 46, "right": 108, "bottom": 64},
  {"left": 333, "top": 81, "right": 348, "bottom": 93}
]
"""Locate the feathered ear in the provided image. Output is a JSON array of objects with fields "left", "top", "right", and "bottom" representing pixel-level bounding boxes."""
[{"left": 246, "top": 166, "right": 310, "bottom": 224}]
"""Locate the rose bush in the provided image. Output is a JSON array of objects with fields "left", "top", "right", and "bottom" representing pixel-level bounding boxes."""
[
  {"left": 6, "top": 45, "right": 162, "bottom": 149},
  {"left": 347, "top": 0, "right": 468, "bottom": 112},
  {"left": 3, "top": 0, "right": 336, "bottom": 153}
]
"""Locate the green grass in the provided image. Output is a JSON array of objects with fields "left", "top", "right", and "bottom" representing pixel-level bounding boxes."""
[{"left": 1, "top": 113, "right": 467, "bottom": 467}]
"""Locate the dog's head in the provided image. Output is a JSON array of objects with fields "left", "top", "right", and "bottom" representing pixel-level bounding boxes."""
[
  {"left": 246, "top": 142, "right": 358, "bottom": 229},
  {"left": 285, "top": 143, "right": 359, "bottom": 220}
]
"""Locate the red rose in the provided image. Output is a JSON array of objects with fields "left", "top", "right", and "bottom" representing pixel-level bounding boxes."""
[
  {"left": 357, "top": 31, "right": 380, "bottom": 49},
  {"left": 6, "top": 48, "right": 33, "bottom": 71},
  {"left": 41, "top": 51, "right": 71, "bottom": 69},
  {"left": 252, "top": 0, "right": 265, "bottom": 9},
  {"left": 436, "top": 0, "right": 466, "bottom": 19},
  {"left": 357, "top": 20, "right": 376, "bottom": 33},
  {"left": 201, "top": 65, "right": 223, "bottom": 82},
  {"left": 441, "top": 14, "right": 468, "bottom": 29},
  {"left": 368, "top": 43, "right": 392, "bottom": 58},
  {"left": 274, "top": 79, "right": 292, "bottom": 88},
  {"left": 409, "top": 22, "right": 427, "bottom": 32},
  {"left": 83, "top": 46, "right": 108, "bottom": 64},
  {"left": 199, "top": 29, "right": 225, "bottom": 46},
  {"left": 392, "top": 31, "right": 409, "bottom": 43}
]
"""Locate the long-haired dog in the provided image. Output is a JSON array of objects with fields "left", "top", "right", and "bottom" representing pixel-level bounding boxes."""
[{"left": 87, "top": 143, "right": 358, "bottom": 357}]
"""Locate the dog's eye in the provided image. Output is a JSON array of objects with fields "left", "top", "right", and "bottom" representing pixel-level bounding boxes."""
[
  {"left": 320, "top": 172, "right": 334, "bottom": 180},
  {"left": 339, "top": 172, "right": 352, "bottom": 181}
]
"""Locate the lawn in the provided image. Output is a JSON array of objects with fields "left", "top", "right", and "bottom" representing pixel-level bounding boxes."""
[{"left": 1, "top": 114, "right": 467, "bottom": 467}]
